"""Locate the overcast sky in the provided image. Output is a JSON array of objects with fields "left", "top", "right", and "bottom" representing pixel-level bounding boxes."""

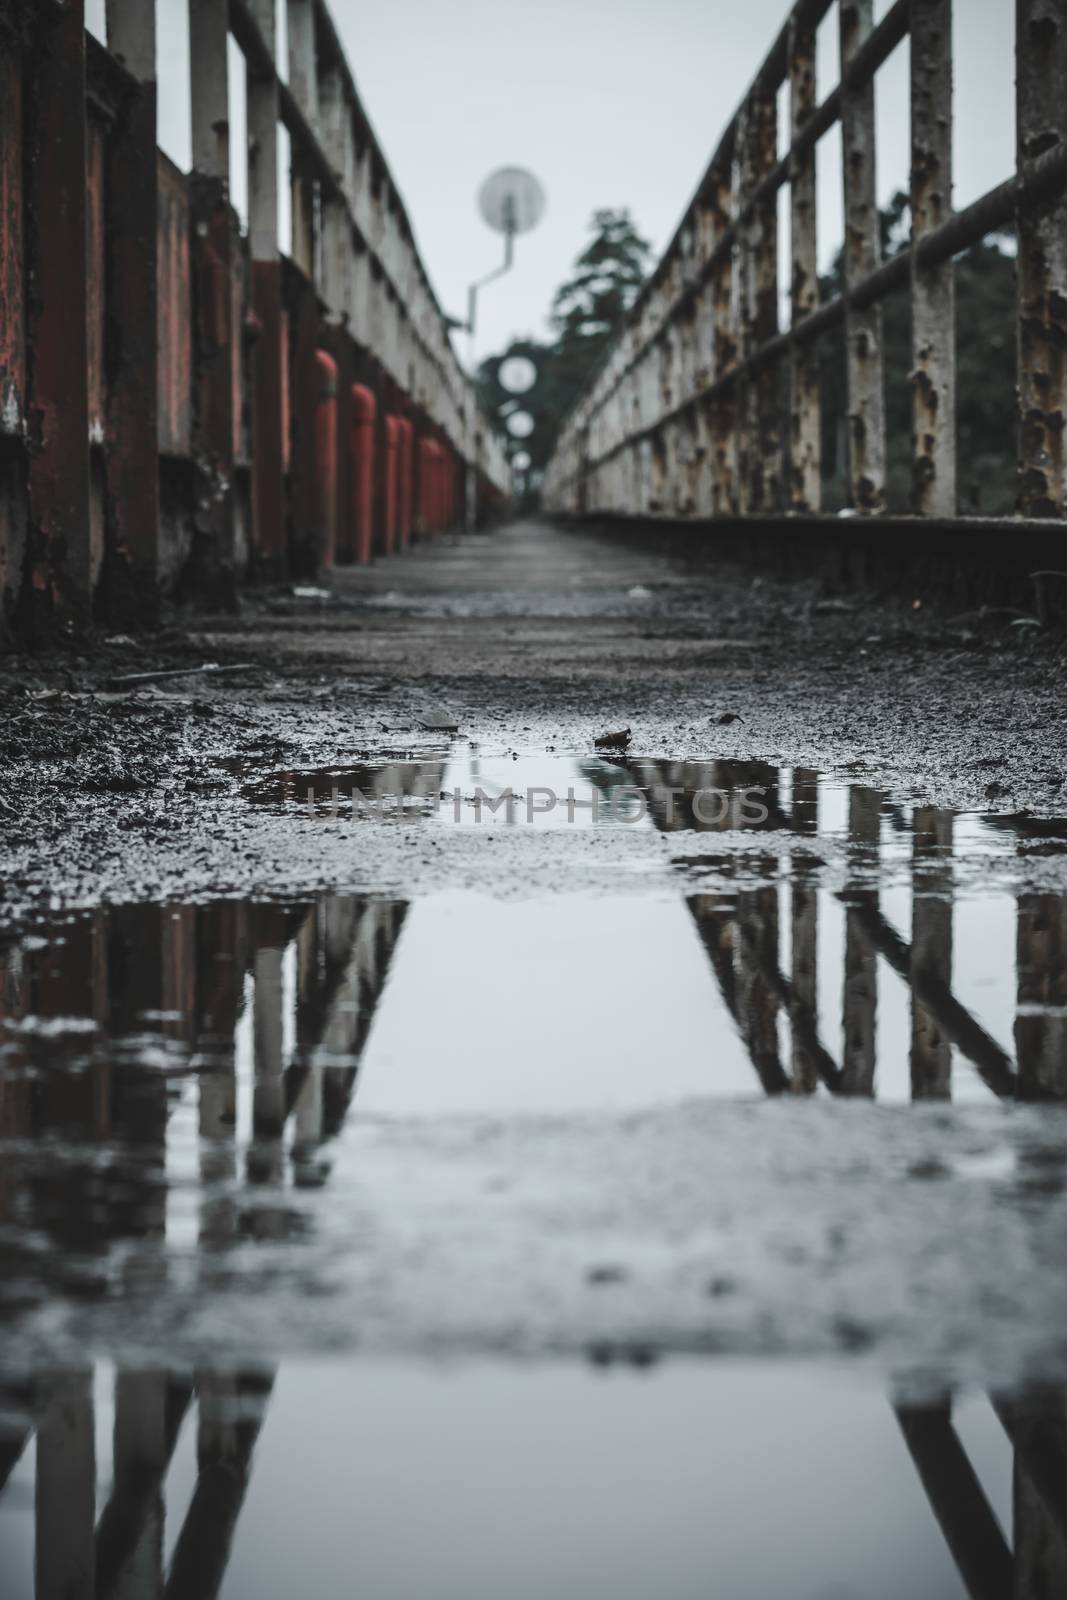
[{"left": 89, "top": 0, "right": 1016, "bottom": 366}]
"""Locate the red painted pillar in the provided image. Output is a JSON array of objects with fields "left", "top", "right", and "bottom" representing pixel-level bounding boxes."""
[
  {"left": 438, "top": 450, "right": 447, "bottom": 531},
  {"left": 314, "top": 351, "right": 338, "bottom": 569},
  {"left": 420, "top": 440, "right": 436, "bottom": 533},
  {"left": 0, "top": 20, "right": 27, "bottom": 643},
  {"left": 446, "top": 453, "right": 456, "bottom": 528},
  {"left": 103, "top": 0, "right": 160, "bottom": 626},
  {"left": 288, "top": 267, "right": 319, "bottom": 577},
  {"left": 25, "top": 0, "right": 92, "bottom": 633},
  {"left": 396, "top": 418, "right": 414, "bottom": 549},
  {"left": 351, "top": 384, "right": 377, "bottom": 563},
  {"left": 383, "top": 416, "right": 400, "bottom": 555}
]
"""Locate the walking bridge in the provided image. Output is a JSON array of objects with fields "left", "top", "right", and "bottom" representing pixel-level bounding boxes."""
[{"left": 2, "top": 0, "right": 1067, "bottom": 650}]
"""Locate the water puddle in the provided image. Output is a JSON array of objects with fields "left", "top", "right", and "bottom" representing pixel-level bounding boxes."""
[
  {"left": 3, "top": 767, "right": 1067, "bottom": 1594},
  {"left": 0, "top": 1358, "right": 1055, "bottom": 1600}
]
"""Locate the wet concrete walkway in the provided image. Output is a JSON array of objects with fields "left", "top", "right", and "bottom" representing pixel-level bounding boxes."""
[{"left": 3, "top": 519, "right": 1067, "bottom": 1596}]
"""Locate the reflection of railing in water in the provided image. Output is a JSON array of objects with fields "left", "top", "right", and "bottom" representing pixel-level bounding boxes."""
[
  {"left": 0, "top": 1364, "right": 272, "bottom": 1600},
  {"left": 3, "top": 1363, "right": 1067, "bottom": 1599},
  {"left": 0, "top": 893, "right": 409, "bottom": 1260},
  {"left": 633, "top": 758, "right": 1066, "bottom": 1101},
  {"left": 0, "top": 887, "right": 410, "bottom": 1595}
]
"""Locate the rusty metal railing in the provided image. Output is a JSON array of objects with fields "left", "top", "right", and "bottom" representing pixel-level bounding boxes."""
[
  {"left": 543, "top": 0, "right": 1067, "bottom": 528},
  {"left": 0, "top": 0, "right": 507, "bottom": 645}
]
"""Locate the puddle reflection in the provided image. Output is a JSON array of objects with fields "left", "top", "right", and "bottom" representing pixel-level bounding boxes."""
[
  {"left": 2, "top": 1359, "right": 1066, "bottom": 1600},
  {"left": 1, "top": 769, "right": 1066, "bottom": 1302},
  {"left": 3, "top": 765, "right": 1067, "bottom": 1595}
]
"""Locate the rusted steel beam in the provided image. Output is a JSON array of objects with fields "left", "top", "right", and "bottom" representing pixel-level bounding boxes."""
[
  {"left": 751, "top": 1, "right": 911, "bottom": 238},
  {"left": 839, "top": 0, "right": 886, "bottom": 512},
  {"left": 788, "top": 12, "right": 820, "bottom": 513},
  {"left": 189, "top": 0, "right": 230, "bottom": 180},
  {"left": 25, "top": 0, "right": 93, "bottom": 632},
  {"left": 1016, "top": 0, "right": 1067, "bottom": 518},
  {"left": 708, "top": 163, "right": 739, "bottom": 514},
  {"left": 910, "top": 0, "right": 955, "bottom": 517},
  {"left": 736, "top": 85, "right": 780, "bottom": 514},
  {"left": 287, "top": 0, "right": 319, "bottom": 283},
  {"left": 551, "top": 124, "right": 1067, "bottom": 504},
  {"left": 247, "top": 0, "right": 286, "bottom": 578},
  {"left": 287, "top": 0, "right": 319, "bottom": 123},
  {"left": 318, "top": 62, "right": 352, "bottom": 321},
  {"left": 228, "top": 0, "right": 508, "bottom": 499},
  {"left": 103, "top": 0, "right": 161, "bottom": 626},
  {"left": 188, "top": 0, "right": 236, "bottom": 601},
  {"left": 546, "top": 0, "right": 908, "bottom": 473}
]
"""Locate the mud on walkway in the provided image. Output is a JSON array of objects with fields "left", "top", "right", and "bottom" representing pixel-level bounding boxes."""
[{"left": 1, "top": 518, "right": 1065, "bottom": 916}]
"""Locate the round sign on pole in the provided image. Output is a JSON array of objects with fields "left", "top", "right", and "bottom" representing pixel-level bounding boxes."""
[
  {"left": 478, "top": 168, "right": 547, "bottom": 237},
  {"left": 498, "top": 355, "right": 538, "bottom": 395},
  {"left": 511, "top": 450, "right": 532, "bottom": 471},
  {"left": 505, "top": 410, "right": 535, "bottom": 440}
]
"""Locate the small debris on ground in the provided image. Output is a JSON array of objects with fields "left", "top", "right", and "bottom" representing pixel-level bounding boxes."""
[
  {"left": 106, "top": 662, "right": 256, "bottom": 692},
  {"left": 715, "top": 712, "right": 745, "bottom": 726},
  {"left": 418, "top": 707, "right": 461, "bottom": 734},
  {"left": 594, "top": 727, "right": 631, "bottom": 751}
]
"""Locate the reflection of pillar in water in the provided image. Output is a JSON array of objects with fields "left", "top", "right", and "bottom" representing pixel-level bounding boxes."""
[
  {"left": 997, "top": 1393, "right": 1067, "bottom": 1592},
  {"left": 842, "top": 788, "right": 880, "bottom": 1096},
  {"left": 687, "top": 890, "right": 739, "bottom": 1025},
  {"left": 247, "top": 923, "right": 291, "bottom": 1228},
  {"left": 0, "top": 939, "right": 30, "bottom": 1214},
  {"left": 167, "top": 1370, "right": 274, "bottom": 1600},
  {"left": 106, "top": 1371, "right": 167, "bottom": 1600},
  {"left": 910, "top": 808, "right": 953, "bottom": 1100},
  {"left": 196, "top": 905, "right": 247, "bottom": 1246},
  {"left": 736, "top": 883, "right": 784, "bottom": 1093},
  {"left": 1015, "top": 894, "right": 1067, "bottom": 1100},
  {"left": 109, "top": 906, "right": 170, "bottom": 1240},
  {"left": 252, "top": 944, "right": 285, "bottom": 1142},
  {"left": 895, "top": 1399, "right": 1011, "bottom": 1598},
  {"left": 790, "top": 770, "right": 819, "bottom": 1093},
  {"left": 162, "top": 904, "right": 198, "bottom": 1047},
  {"left": 34, "top": 913, "right": 106, "bottom": 1136},
  {"left": 35, "top": 1371, "right": 95, "bottom": 1600},
  {"left": 95, "top": 1368, "right": 194, "bottom": 1600},
  {"left": 324, "top": 895, "right": 358, "bottom": 971}
]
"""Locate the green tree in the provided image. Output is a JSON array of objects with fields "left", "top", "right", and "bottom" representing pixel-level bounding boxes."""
[{"left": 477, "top": 208, "right": 651, "bottom": 496}]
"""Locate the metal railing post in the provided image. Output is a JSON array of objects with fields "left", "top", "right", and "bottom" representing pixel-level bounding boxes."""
[{"left": 910, "top": 0, "right": 956, "bottom": 516}]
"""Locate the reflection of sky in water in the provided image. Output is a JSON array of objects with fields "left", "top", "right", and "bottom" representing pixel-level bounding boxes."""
[
  {"left": 0, "top": 1361, "right": 1020, "bottom": 1600},
  {"left": 1, "top": 766, "right": 1051, "bottom": 1115},
  {"left": 355, "top": 893, "right": 759, "bottom": 1114}
]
